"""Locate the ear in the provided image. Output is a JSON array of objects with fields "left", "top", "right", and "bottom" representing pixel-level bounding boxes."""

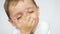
[{"left": 8, "top": 19, "right": 16, "bottom": 26}]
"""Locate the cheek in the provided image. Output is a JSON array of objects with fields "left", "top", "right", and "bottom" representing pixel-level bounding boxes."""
[
  {"left": 12, "top": 18, "right": 22, "bottom": 26},
  {"left": 31, "top": 13, "right": 38, "bottom": 19}
]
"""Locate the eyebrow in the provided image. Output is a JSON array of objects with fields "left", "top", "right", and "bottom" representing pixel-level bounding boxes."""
[{"left": 26, "top": 7, "right": 34, "bottom": 10}]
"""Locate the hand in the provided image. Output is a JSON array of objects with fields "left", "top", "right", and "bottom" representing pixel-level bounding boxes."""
[
  {"left": 14, "top": 15, "right": 35, "bottom": 34},
  {"left": 20, "top": 16, "right": 35, "bottom": 34}
]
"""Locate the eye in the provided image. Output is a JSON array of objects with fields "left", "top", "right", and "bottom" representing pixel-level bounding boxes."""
[
  {"left": 17, "top": 15, "right": 22, "bottom": 20},
  {"left": 28, "top": 11, "right": 34, "bottom": 13},
  {"left": 17, "top": 16, "right": 21, "bottom": 20}
]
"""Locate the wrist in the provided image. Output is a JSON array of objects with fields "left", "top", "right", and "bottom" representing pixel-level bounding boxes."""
[
  {"left": 20, "top": 30, "right": 30, "bottom": 34},
  {"left": 20, "top": 31, "right": 30, "bottom": 34}
]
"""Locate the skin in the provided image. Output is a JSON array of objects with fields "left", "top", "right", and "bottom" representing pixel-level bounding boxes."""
[{"left": 8, "top": 0, "right": 39, "bottom": 34}]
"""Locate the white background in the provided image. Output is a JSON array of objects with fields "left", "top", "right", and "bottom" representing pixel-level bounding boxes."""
[{"left": 0, "top": 0, "right": 60, "bottom": 34}]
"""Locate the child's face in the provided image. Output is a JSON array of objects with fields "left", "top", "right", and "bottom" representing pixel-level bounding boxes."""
[{"left": 9, "top": 0, "right": 39, "bottom": 33}]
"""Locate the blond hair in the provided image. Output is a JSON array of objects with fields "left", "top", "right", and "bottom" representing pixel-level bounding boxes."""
[{"left": 4, "top": 0, "right": 37, "bottom": 19}]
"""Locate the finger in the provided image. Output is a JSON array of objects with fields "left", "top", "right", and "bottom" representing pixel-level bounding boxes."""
[
  {"left": 23, "top": 16, "right": 26, "bottom": 21},
  {"left": 31, "top": 19, "right": 35, "bottom": 26},
  {"left": 21, "top": 15, "right": 27, "bottom": 23},
  {"left": 29, "top": 17, "right": 33, "bottom": 25},
  {"left": 26, "top": 16, "right": 30, "bottom": 23},
  {"left": 21, "top": 15, "right": 29, "bottom": 26}
]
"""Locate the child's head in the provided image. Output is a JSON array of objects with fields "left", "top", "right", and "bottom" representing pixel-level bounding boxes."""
[
  {"left": 4, "top": 0, "right": 39, "bottom": 33},
  {"left": 4, "top": 0, "right": 38, "bottom": 18}
]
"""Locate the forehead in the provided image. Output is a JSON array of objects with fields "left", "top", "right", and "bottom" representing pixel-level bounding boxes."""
[{"left": 9, "top": 0, "right": 36, "bottom": 17}]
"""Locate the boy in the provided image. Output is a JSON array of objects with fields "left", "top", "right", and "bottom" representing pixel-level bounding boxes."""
[{"left": 4, "top": 0, "right": 39, "bottom": 34}]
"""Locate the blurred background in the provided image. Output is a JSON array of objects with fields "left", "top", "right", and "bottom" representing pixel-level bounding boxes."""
[{"left": 0, "top": 0, "right": 60, "bottom": 34}]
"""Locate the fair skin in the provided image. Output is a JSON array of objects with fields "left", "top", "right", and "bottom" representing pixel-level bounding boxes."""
[{"left": 8, "top": 0, "right": 39, "bottom": 34}]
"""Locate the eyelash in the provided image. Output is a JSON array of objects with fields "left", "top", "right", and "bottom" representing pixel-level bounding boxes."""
[
  {"left": 28, "top": 11, "right": 34, "bottom": 13},
  {"left": 16, "top": 11, "right": 34, "bottom": 20},
  {"left": 17, "top": 16, "right": 22, "bottom": 20}
]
